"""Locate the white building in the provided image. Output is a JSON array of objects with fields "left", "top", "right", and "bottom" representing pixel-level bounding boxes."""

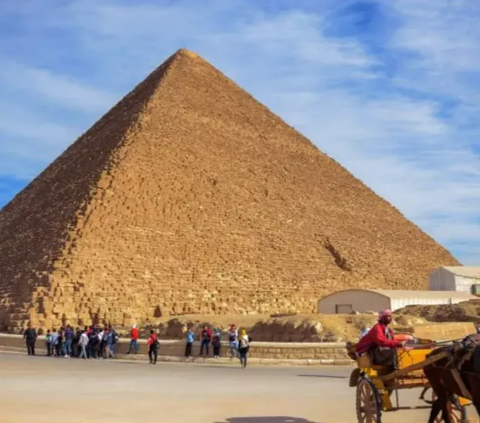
[
  {"left": 318, "top": 289, "right": 476, "bottom": 314},
  {"left": 429, "top": 267, "right": 480, "bottom": 294}
]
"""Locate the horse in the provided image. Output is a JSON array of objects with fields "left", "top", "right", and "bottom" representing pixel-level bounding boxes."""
[{"left": 423, "top": 334, "right": 480, "bottom": 423}]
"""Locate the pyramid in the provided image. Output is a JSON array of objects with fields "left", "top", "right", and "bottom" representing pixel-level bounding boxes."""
[{"left": 0, "top": 49, "right": 459, "bottom": 332}]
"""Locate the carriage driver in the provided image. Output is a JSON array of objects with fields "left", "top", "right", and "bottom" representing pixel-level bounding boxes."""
[{"left": 355, "top": 309, "right": 408, "bottom": 366}]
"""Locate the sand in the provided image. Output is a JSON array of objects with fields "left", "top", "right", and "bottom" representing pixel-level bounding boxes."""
[{"left": 1, "top": 352, "right": 474, "bottom": 423}]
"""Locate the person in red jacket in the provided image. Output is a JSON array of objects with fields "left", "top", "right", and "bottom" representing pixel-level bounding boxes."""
[
  {"left": 355, "top": 309, "right": 406, "bottom": 366},
  {"left": 147, "top": 330, "right": 159, "bottom": 364},
  {"left": 127, "top": 324, "right": 140, "bottom": 355}
]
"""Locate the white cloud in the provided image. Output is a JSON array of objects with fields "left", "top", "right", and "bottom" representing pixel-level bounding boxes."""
[
  {"left": 0, "top": 103, "right": 81, "bottom": 179},
  {"left": 0, "top": 59, "right": 116, "bottom": 114},
  {"left": 0, "top": 0, "right": 478, "bottom": 263}
]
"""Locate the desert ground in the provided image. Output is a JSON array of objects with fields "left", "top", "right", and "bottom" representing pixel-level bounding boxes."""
[{"left": 1, "top": 352, "right": 474, "bottom": 423}]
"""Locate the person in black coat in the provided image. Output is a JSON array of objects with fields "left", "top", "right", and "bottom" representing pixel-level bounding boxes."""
[
  {"left": 89, "top": 329, "right": 98, "bottom": 359},
  {"left": 23, "top": 323, "right": 37, "bottom": 356},
  {"left": 72, "top": 328, "right": 81, "bottom": 357}
]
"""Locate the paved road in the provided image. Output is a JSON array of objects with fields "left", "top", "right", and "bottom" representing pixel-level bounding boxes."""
[{"left": 0, "top": 353, "right": 473, "bottom": 423}]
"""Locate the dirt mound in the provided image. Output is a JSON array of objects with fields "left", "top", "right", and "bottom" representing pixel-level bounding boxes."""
[
  {"left": 0, "top": 48, "right": 459, "bottom": 332},
  {"left": 395, "top": 300, "right": 480, "bottom": 323}
]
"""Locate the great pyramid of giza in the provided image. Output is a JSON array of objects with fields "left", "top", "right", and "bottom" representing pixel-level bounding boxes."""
[{"left": 0, "top": 49, "right": 459, "bottom": 331}]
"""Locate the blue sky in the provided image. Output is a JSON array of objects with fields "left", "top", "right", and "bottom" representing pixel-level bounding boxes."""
[{"left": 0, "top": 0, "right": 479, "bottom": 264}]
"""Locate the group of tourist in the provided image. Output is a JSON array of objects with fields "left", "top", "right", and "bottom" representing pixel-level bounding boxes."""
[
  {"left": 23, "top": 322, "right": 123, "bottom": 359},
  {"left": 23, "top": 322, "right": 252, "bottom": 368},
  {"left": 185, "top": 324, "right": 252, "bottom": 367}
]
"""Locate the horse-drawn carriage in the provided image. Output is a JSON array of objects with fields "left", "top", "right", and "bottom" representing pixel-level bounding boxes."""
[{"left": 346, "top": 340, "right": 471, "bottom": 422}]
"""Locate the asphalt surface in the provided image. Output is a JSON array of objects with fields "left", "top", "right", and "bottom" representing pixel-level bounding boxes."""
[{"left": 0, "top": 352, "right": 474, "bottom": 423}]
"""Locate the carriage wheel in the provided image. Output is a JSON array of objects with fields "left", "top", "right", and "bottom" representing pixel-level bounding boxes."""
[
  {"left": 356, "top": 377, "right": 382, "bottom": 423},
  {"left": 432, "top": 392, "right": 467, "bottom": 423}
]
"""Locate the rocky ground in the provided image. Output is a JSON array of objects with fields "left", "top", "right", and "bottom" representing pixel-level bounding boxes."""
[
  {"left": 82, "top": 300, "right": 480, "bottom": 344},
  {"left": 90, "top": 300, "right": 480, "bottom": 343},
  {"left": 395, "top": 300, "right": 480, "bottom": 323}
]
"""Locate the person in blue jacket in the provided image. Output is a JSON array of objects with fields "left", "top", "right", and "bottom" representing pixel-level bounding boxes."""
[{"left": 185, "top": 328, "right": 195, "bottom": 358}]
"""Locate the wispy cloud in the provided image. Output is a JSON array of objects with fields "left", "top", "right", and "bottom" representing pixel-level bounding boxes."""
[
  {"left": 0, "top": 60, "right": 116, "bottom": 113},
  {"left": 0, "top": 0, "right": 478, "bottom": 263}
]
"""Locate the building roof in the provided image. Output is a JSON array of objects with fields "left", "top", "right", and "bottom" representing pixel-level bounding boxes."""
[
  {"left": 372, "top": 289, "right": 476, "bottom": 300},
  {"left": 441, "top": 266, "right": 480, "bottom": 279},
  {"left": 320, "top": 289, "right": 477, "bottom": 301}
]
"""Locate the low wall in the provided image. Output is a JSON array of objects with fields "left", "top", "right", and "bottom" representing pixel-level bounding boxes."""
[{"left": 0, "top": 334, "right": 352, "bottom": 366}]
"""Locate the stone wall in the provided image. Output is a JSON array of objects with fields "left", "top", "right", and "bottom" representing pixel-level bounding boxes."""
[{"left": 0, "top": 334, "right": 351, "bottom": 365}]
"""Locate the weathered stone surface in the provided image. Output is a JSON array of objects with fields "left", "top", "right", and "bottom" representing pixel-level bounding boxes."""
[{"left": 0, "top": 48, "right": 459, "bottom": 332}]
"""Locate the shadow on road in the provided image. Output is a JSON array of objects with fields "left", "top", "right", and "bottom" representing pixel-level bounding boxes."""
[
  {"left": 298, "top": 374, "right": 347, "bottom": 379},
  {"left": 217, "top": 417, "right": 323, "bottom": 423}
]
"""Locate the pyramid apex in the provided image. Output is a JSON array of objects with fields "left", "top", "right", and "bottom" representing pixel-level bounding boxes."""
[{"left": 174, "top": 48, "right": 201, "bottom": 60}]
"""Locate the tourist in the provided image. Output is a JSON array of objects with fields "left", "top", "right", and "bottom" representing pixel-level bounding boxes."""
[
  {"left": 23, "top": 323, "right": 37, "bottom": 356},
  {"left": 185, "top": 327, "right": 195, "bottom": 358},
  {"left": 50, "top": 328, "right": 58, "bottom": 357},
  {"left": 97, "top": 328, "right": 104, "bottom": 358},
  {"left": 212, "top": 328, "right": 222, "bottom": 358},
  {"left": 105, "top": 326, "right": 116, "bottom": 359},
  {"left": 89, "top": 329, "right": 98, "bottom": 359},
  {"left": 78, "top": 330, "right": 89, "bottom": 359},
  {"left": 55, "top": 329, "right": 63, "bottom": 357},
  {"left": 72, "top": 327, "right": 81, "bottom": 357},
  {"left": 127, "top": 324, "right": 139, "bottom": 354},
  {"left": 63, "top": 325, "right": 74, "bottom": 357},
  {"left": 98, "top": 328, "right": 105, "bottom": 358},
  {"left": 238, "top": 329, "right": 252, "bottom": 368},
  {"left": 109, "top": 325, "right": 118, "bottom": 357},
  {"left": 147, "top": 330, "right": 159, "bottom": 364},
  {"left": 228, "top": 324, "right": 239, "bottom": 359},
  {"left": 86, "top": 326, "right": 94, "bottom": 358},
  {"left": 45, "top": 329, "right": 53, "bottom": 356},
  {"left": 199, "top": 325, "right": 212, "bottom": 356}
]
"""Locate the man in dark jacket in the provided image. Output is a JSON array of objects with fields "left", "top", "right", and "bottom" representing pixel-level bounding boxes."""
[
  {"left": 199, "top": 326, "right": 212, "bottom": 356},
  {"left": 64, "top": 325, "right": 74, "bottom": 357},
  {"left": 23, "top": 323, "right": 37, "bottom": 356},
  {"left": 89, "top": 329, "right": 98, "bottom": 359},
  {"left": 72, "top": 328, "right": 81, "bottom": 357}
]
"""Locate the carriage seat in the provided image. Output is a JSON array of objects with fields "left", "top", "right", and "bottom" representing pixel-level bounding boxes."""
[
  {"left": 357, "top": 352, "right": 386, "bottom": 370},
  {"left": 346, "top": 342, "right": 389, "bottom": 370}
]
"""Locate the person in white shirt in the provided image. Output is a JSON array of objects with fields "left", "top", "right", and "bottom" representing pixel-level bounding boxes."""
[
  {"left": 78, "top": 331, "right": 89, "bottom": 359},
  {"left": 238, "top": 330, "right": 251, "bottom": 368}
]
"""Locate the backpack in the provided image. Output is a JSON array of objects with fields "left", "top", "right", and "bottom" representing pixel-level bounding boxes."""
[
  {"left": 89, "top": 333, "right": 97, "bottom": 345},
  {"left": 239, "top": 337, "right": 249, "bottom": 349}
]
